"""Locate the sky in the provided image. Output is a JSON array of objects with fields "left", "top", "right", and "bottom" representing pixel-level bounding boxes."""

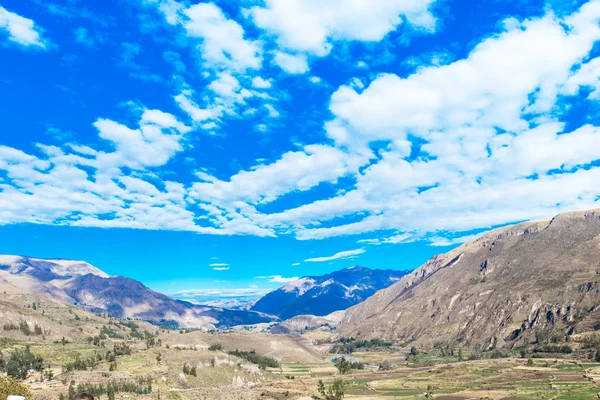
[{"left": 0, "top": 0, "right": 599, "bottom": 302}]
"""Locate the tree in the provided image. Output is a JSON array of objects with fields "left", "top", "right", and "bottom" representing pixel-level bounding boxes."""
[
  {"left": 44, "top": 369, "right": 54, "bottom": 381},
  {"left": 458, "top": 348, "right": 464, "bottom": 362},
  {"left": 313, "top": 379, "right": 345, "bottom": 400},
  {"left": 334, "top": 357, "right": 351, "bottom": 375},
  {"left": 6, "top": 346, "right": 44, "bottom": 379},
  {"left": 19, "top": 321, "right": 31, "bottom": 336},
  {"left": 410, "top": 346, "right": 419, "bottom": 357},
  {"left": 156, "top": 353, "right": 162, "bottom": 364}
]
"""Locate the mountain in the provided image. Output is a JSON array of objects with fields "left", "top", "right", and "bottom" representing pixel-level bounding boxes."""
[
  {"left": 270, "top": 310, "right": 345, "bottom": 334},
  {"left": 251, "top": 266, "right": 408, "bottom": 320},
  {"left": 338, "top": 209, "right": 600, "bottom": 350},
  {"left": 0, "top": 255, "right": 277, "bottom": 329}
]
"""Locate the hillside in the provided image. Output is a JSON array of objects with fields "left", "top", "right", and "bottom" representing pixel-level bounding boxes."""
[
  {"left": 0, "top": 255, "right": 277, "bottom": 329},
  {"left": 338, "top": 209, "right": 600, "bottom": 350},
  {"left": 251, "top": 266, "right": 407, "bottom": 319}
]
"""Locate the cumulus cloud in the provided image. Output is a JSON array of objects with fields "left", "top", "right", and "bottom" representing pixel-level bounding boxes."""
[
  {"left": 0, "top": 6, "right": 49, "bottom": 48},
  {"left": 304, "top": 248, "right": 365, "bottom": 262},
  {"left": 249, "top": 0, "right": 438, "bottom": 63},
  {"left": 182, "top": 2, "right": 262, "bottom": 72},
  {"left": 272, "top": 51, "right": 309, "bottom": 74},
  {"left": 1, "top": 0, "right": 600, "bottom": 248}
]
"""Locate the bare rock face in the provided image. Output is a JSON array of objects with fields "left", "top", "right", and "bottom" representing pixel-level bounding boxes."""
[{"left": 337, "top": 209, "right": 600, "bottom": 350}]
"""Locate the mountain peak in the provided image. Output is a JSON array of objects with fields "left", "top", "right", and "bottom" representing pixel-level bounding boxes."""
[{"left": 251, "top": 266, "right": 408, "bottom": 320}]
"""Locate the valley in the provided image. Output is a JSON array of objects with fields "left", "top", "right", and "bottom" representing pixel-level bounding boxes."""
[{"left": 3, "top": 209, "right": 600, "bottom": 399}]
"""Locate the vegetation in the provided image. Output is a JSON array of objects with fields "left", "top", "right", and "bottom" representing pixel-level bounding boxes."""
[
  {"left": 377, "top": 360, "right": 393, "bottom": 371},
  {"left": 334, "top": 357, "right": 363, "bottom": 374},
  {"left": 533, "top": 344, "right": 572, "bottom": 354},
  {"left": 228, "top": 349, "right": 280, "bottom": 369},
  {"left": 58, "top": 377, "right": 152, "bottom": 400},
  {"left": 182, "top": 363, "right": 197, "bottom": 376},
  {"left": 330, "top": 338, "right": 392, "bottom": 354},
  {"left": 313, "top": 379, "right": 345, "bottom": 400},
  {"left": 0, "top": 376, "right": 31, "bottom": 400},
  {"left": 208, "top": 343, "right": 223, "bottom": 351},
  {"left": 4, "top": 346, "right": 44, "bottom": 379}
]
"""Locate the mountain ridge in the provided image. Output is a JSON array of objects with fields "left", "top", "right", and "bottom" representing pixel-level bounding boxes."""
[
  {"left": 0, "top": 255, "right": 277, "bottom": 329},
  {"left": 337, "top": 208, "right": 600, "bottom": 350},
  {"left": 251, "top": 265, "right": 409, "bottom": 319}
]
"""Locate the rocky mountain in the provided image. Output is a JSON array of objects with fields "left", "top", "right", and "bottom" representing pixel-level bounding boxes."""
[
  {"left": 338, "top": 209, "right": 600, "bottom": 350},
  {"left": 0, "top": 255, "right": 277, "bottom": 329},
  {"left": 251, "top": 266, "right": 408, "bottom": 320}
]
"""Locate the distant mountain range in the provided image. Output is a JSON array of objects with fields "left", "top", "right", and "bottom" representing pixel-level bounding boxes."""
[
  {"left": 251, "top": 266, "right": 408, "bottom": 320},
  {"left": 338, "top": 209, "right": 600, "bottom": 349},
  {"left": 0, "top": 255, "right": 277, "bottom": 329}
]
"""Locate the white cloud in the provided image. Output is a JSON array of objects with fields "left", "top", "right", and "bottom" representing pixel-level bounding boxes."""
[
  {"left": 358, "top": 233, "right": 415, "bottom": 245},
  {"left": 182, "top": 2, "right": 262, "bottom": 72},
  {"left": 428, "top": 234, "right": 479, "bottom": 247},
  {"left": 304, "top": 248, "right": 365, "bottom": 262},
  {"left": 171, "top": 287, "right": 271, "bottom": 299},
  {"left": 273, "top": 51, "right": 309, "bottom": 74},
  {"left": 252, "top": 76, "right": 272, "bottom": 89},
  {"left": 0, "top": 6, "right": 48, "bottom": 48},
  {"left": 212, "top": 266, "right": 230, "bottom": 271},
  {"left": 1, "top": 1, "right": 600, "bottom": 248},
  {"left": 210, "top": 263, "right": 229, "bottom": 267},
  {"left": 190, "top": 144, "right": 367, "bottom": 205},
  {"left": 256, "top": 275, "right": 299, "bottom": 283},
  {"left": 271, "top": 2, "right": 600, "bottom": 240},
  {"left": 249, "top": 0, "right": 438, "bottom": 58},
  {"left": 93, "top": 108, "right": 190, "bottom": 170},
  {"left": 291, "top": 262, "right": 301, "bottom": 266},
  {"left": 326, "top": 5, "right": 600, "bottom": 148}
]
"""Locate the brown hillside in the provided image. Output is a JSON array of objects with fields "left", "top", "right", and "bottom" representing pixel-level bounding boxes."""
[{"left": 338, "top": 209, "right": 600, "bottom": 350}]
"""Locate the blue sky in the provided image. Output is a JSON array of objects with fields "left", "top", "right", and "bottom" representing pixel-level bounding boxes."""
[{"left": 0, "top": 0, "right": 599, "bottom": 301}]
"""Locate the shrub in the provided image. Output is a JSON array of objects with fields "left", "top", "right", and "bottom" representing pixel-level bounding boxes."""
[
  {"left": 377, "top": 361, "right": 393, "bottom": 371},
  {"left": 18, "top": 321, "right": 31, "bottom": 336},
  {"left": 330, "top": 338, "right": 392, "bottom": 354},
  {"left": 0, "top": 376, "right": 31, "bottom": 400},
  {"left": 533, "top": 344, "right": 572, "bottom": 354},
  {"left": 228, "top": 349, "right": 280, "bottom": 369},
  {"left": 208, "top": 343, "right": 223, "bottom": 351}
]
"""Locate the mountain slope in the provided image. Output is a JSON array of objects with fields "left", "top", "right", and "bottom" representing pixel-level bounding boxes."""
[
  {"left": 0, "top": 255, "right": 277, "bottom": 329},
  {"left": 251, "top": 266, "right": 408, "bottom": 319},
  {"left": 338, "top": 209, "right": 600, "bottom": 350}
]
